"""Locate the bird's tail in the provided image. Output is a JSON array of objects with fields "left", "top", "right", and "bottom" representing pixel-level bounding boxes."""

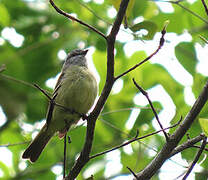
[{"left": 22, "top": 124, "right": 53, "bottom": 162}]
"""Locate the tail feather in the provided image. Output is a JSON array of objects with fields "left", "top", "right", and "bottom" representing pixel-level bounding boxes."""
[{"left": 22, "top": 124, "right": 53, "bottom": 162}]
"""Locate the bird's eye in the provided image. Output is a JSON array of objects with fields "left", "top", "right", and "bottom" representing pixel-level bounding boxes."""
[
  {"left": 69, "top": 52, "right": 79, "bottom": 58},
  {"left": 70, "top": 53, "right": 76, "bottom": 57}
]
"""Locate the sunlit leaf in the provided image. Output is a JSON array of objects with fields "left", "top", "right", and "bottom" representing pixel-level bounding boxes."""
[
  {"left": 0, "top": 3, "right": 10, "bottom": 26},
  {"left": 0, "top": 161, "right": 10, "bottom": 178},
  {"left": 199, "top": 118, "right": 208, "bottom": 136},
  {"left": 130, "top": 21, "right": 157, "bottom": 39},
  {"left": 110, "top": 0, "right": 135, "bottom": 21},
  {"left": 175, "top": 42, "right": 198, "bottom": 76},
  {"left": 0, "top": 0, "right": 208, "bottom": 178}
]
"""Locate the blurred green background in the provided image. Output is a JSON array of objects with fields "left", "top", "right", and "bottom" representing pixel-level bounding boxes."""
[{"left": 0, "top": 0, "right": 208, "bottom": 179}]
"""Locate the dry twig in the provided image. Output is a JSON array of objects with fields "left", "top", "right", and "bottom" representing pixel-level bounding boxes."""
[
  {"left": 90, "top": 119, "right": 181, "bottom": 160},
  {"left": 182, "top": 136, "right": 207, "bottom": 180},
  {"left": 135, "top": 80, "right": 208, "bottom": 179},
  {"left": 132, "top": 78, "right": 169, "bottom": 140},
  {"left": 114, "top": 22, "right": 168, "bottom": 81},
  {"left": 64, "top": 0, "right": 130, "bottom": 179},
  {"left": 201, "top": 0, "right": 208, "bottom": 16},
  {"left": 49, "top": 0, "right": 106, "bottom": 39},
  {"left": 127, "top": 166, "right": 138, "bottom": 179},
  {"left": 169, "top": 134, "right": 206, "bottom": 157}
]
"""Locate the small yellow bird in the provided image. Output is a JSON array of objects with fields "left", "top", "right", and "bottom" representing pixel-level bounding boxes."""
[{"left": 22, "top": 49, "right": 98, "bottom": 162}]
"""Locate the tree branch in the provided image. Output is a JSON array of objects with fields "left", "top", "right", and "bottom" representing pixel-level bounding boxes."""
[
  {"left": 0, "top": 141, "right": 30, "bottom": 147},
  {"left": 163, "top": 0, "right": 208, "bottom": 24},
  {"left": 201, "top": 0, "right": 208, "bottom": 16},
  {"left": 33, "top": 84, "right": 86, "bottom": 120},
  {"left": 192, "top": 144, "right": 208, "bottom": 151},
  {"left": 135, "top": 80, "right": 208, "bottom": 179},
  {"left": 199, "top": 35, "right": 208, "bottom": 44},
  {"left": 182, "top": 136, "right": 207, "bottom": 180},
  {"left": 0, "top": 73, "right": 35, "bottom": 89},
  {"left": 89, "top": 119, "right": 181, "bottom": 160},
  {"left": 127, "top": 166, "right": 138, "bottom": 179},
  {"left": 63, "top": 135, "right": 67, "bottom": 179},
  {"left": 49, "top": 0, "right": 106, "bottom": 39},
  {"left": 169, "top": 134, "right": 206, "bottom": 158},
  {"left": 64, "top": 0, "right": 130, "bottom": 179},
  {"left": 132, "top": 78, "right": 169, "bottom": 140},
  {"left": 114, "top": 22, "right": 167, "bottom": 80}
]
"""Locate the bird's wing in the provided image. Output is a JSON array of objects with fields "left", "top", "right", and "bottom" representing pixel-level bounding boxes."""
[
  {"left": 45, "top": 72, "right": 65, "bottom": 126},
  {"left": 54, "top": 72, "right": 65, "bottom": 96}
]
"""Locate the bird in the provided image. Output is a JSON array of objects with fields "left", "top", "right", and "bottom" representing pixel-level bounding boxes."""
[{"left": 22, "top": 49, "right": 98, "bottom": 162}]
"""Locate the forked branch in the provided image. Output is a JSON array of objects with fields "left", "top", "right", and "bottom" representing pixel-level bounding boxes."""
[
  {"left": 135, "top": 80, "right": 208, "bottom": 179},
  {"left": 64, "top": 0, "right": 130, "bottom": 179}
]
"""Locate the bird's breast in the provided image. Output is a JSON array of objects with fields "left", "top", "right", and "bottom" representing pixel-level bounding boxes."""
[{"left": 52, "top": 65, "right": 97, "bottom": 123}]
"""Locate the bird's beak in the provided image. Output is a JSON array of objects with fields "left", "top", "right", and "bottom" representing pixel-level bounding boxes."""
[{"left": 83, "top": 49, "right": 88, "bottom": 56}]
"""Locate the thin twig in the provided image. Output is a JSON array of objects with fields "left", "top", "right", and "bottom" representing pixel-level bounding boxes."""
[
  {"left": 0, "top": 141, "right": 30, "bottom": 147},
  {"left": 65, "top": 1, "right": 130, "bottom": 179},
  {"left": 100, "top": 118, "right": 131, "bottom": 137},
  {"left": 0, "top": 74, "right": 35, "bottom": 88},
  {"left": 33, "top": 83, "right": 52, "bottom": 100},
  {"left": 169, "top": 134, "right": 206, "bottom": 158},
  {"left": 46, "top": 93, "right": 57, "bottom": 125},
  {"left": 136, "top": 80, "right": 208, "bottom": 179},
  {"left": 75, "top": 0, "right": 141, "bottom": 38},
  {"left": 33, "top": 83, "right": 56, "bottom": 126},
  {"left": 127, "top": 166, "right": 138, "bottom": 179},
  {"left": 199, "top": 35, "right": 208, "bottom": 44},
  {"left": 63, "top": 135, "right": 67, "bottom": 179},
  {"left": 90, "top": 118, "right": 181, "bottom": 160},
  {"left": 114, "top": 22, "right": 168, "bottom": 80},
  {"left": 101, "top": 106, "right": 161, "bottom": 116},
  {"left": 33, "top": 84, "right": 86, "bottom": 119},
  {"left": 75, "top": 0, "right": 112, "bottom": 26},
  {"left": 201, "top": 0, "right": 208, "bottom": 16},
  {"left": 54, "top": 101, "right": 87, "bottom": 120},
  {"left": 158, "top": 0, "right": 208, "bottom": 24},
  {"left": 182, "top": 136, "right": 207, "bottom": 180},
  {"left": 175, "top": 2, "right": 208, "bottom": 24},
  {"left": 192, "top": 145, "right": 208, "bottom": 151},
  {"left": 100, "top": 117, "right": 161, "bottom": 154},
  {"left": 49, "top": 0, "right": 106, "bottom": 39},
  {"left": 132, "top": 78, "right": 169, "bottom": 140}
]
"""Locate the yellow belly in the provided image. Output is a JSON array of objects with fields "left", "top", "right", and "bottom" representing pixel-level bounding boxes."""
[{"left": 49, "top": 65, "right": 97, "bottom": 133}]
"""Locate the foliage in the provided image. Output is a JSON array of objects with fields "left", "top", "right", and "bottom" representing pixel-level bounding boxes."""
[{"left": 0, "top": 0, "right": 208, "bottom": 179}]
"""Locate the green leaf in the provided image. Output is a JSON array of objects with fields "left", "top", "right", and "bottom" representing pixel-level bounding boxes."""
[
  {"left": 1, "top": 0, "right": 208, "bottom": 179},
  {"left": 0, "top": 3, "right": 10, "bottom": 26},
  {"left": 125, "top": 0, "right": 135, "bottom": 18},
  {"left": 199, "top": 118, "right": 208, "bottom": 136},
  {"left": 130, "top": 21, "right": 157, "bottom": 39},
  {"left": 130, "top": 102, "right": 162, "bottom": 136},
  {"left": 110, "top": 0, "right": 135, "bottom": 16},
  {"left": 0, "top": 161, "right": 10, "bottom": 178},
  {"left": 175, "top": 42, "right": 198, "bottom": 76}
]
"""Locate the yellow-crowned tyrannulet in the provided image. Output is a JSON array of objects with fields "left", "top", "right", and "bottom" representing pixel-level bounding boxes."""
[{"left": 22, "top": 49, "right": 97, "bottom": 162}]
